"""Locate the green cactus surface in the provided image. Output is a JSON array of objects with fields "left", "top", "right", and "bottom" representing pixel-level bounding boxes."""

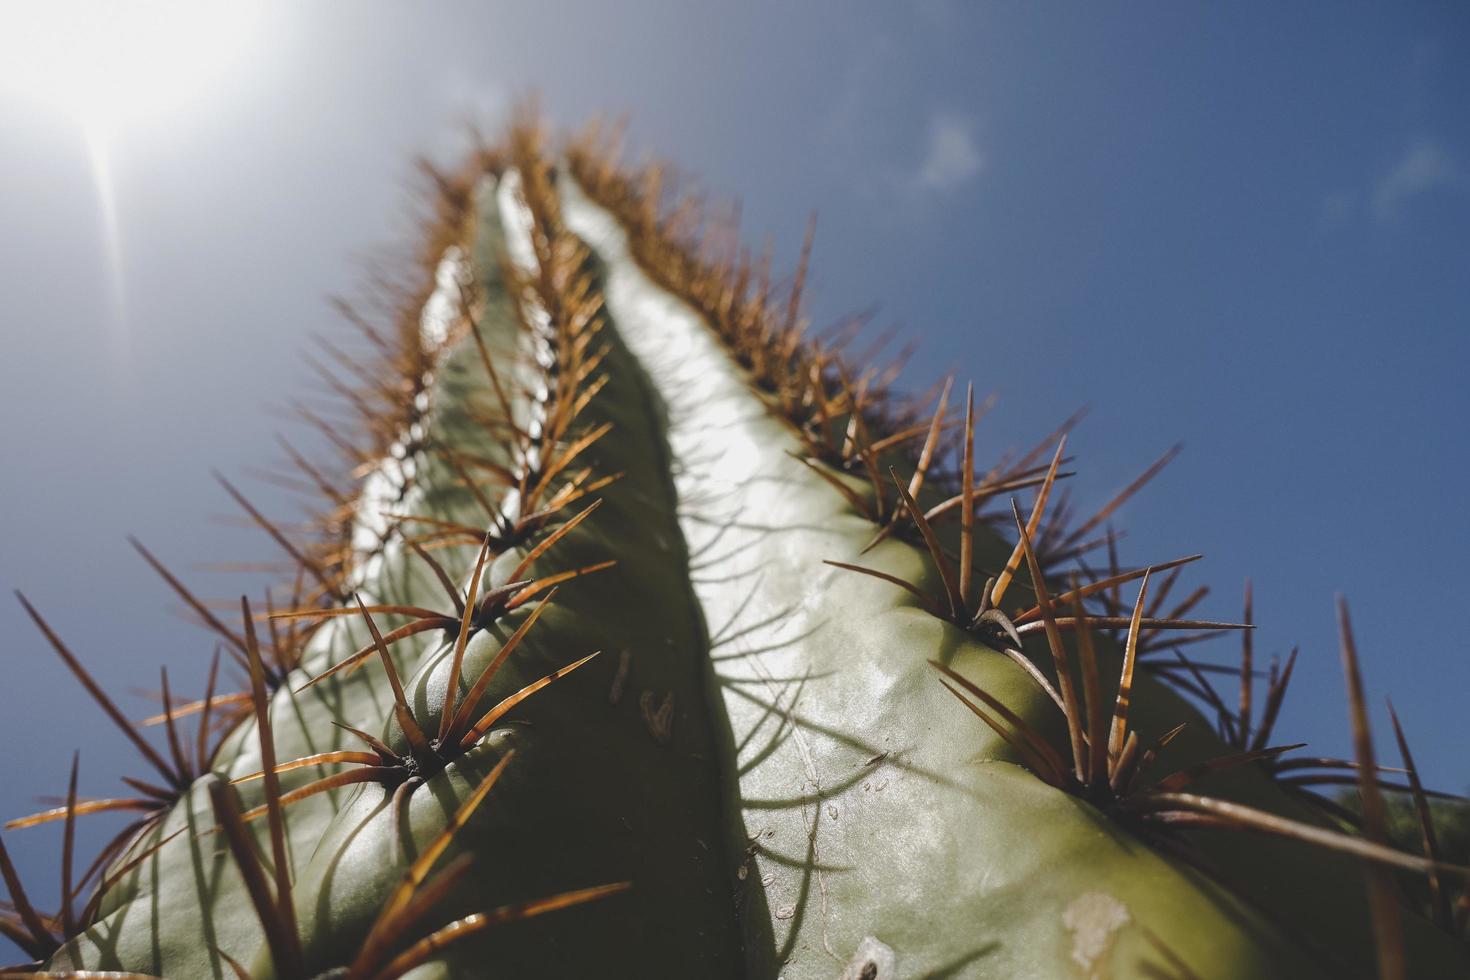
[{"left": 4, "top": 119, "right": 1468, "bottom": 980}]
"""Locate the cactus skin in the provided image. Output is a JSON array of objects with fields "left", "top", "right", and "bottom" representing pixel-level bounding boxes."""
[{"left": 5, "top": 121, "right": 1467, "bottom": 979}]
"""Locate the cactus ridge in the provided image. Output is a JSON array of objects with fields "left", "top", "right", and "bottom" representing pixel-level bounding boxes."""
[{"left": 0, "top": 113, "right": 1466, "bottom": 978}]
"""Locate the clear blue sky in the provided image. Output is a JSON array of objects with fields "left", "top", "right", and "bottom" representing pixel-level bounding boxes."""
[{"left": 0, "top": 0, "right": 1466, "bottom": 934}]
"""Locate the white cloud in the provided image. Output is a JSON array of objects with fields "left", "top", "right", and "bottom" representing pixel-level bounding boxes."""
[
  {"left": 915, "top": 113, "right": 983, "bottom": 193},
  {"left": 1370, "top": 139, "right": 1461, "bottom": 222}
]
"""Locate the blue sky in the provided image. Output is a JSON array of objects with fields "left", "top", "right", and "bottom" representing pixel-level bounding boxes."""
[{"left": 0, "top": 0, "right": 1466, "bottom": 935}]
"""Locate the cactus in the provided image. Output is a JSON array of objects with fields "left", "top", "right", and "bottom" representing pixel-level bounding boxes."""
[{"left": 3, "top": 116, "right": 1468, "bottom": 979}]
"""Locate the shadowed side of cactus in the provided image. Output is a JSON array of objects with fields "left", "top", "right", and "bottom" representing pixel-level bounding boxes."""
[{"left": 1, "top": 115, "right": 1466, "bottom": 980}]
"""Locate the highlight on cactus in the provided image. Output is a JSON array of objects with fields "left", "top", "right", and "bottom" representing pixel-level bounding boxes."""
[{"left": 3, "top": 113, "right": 1468, "bottom": 980}]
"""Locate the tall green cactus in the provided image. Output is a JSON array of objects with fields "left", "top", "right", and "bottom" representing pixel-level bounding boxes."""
[{"left": 4, "top": 118, "right": 1467, "bottom": 979}]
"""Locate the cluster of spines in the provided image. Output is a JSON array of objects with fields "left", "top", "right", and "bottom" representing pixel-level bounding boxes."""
[{"left": 208, "top": 596, "right": 623, "bottom": 980}]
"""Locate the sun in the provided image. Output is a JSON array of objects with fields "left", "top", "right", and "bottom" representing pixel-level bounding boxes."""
[
  {"left": 0, "top": 1, "right": 262, "bottom": 348},
  {"left": 0, "top": 1, "right": 261, "bottom": 138}
]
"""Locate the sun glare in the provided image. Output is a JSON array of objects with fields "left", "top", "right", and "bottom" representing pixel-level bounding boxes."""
[
  {"left": 0, "top": 1, "right": 260, "bottom": 137},
  {"left": 0, "top": 2, "right": 261, "bottom": 355}
]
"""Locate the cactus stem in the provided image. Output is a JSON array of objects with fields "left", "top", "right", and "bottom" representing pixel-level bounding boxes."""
[{"left": 9, "top": 114, "right": 1467, "bottom": 975}]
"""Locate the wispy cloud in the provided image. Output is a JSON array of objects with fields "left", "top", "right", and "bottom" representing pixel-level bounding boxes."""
[
  {"left": 1319, "top": 138, "right": 1462, "bottom": 229},
  {"left": 914, "top": 112, "right": 983, "bottom": 193},
  {"left": 1370, "top": 139, "right": 1461, "bottom": 222}
]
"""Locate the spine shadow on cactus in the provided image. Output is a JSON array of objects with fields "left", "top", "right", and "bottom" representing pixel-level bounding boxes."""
[{"left": 0, "top": 111, "right": 1467, "bottom": 980}]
